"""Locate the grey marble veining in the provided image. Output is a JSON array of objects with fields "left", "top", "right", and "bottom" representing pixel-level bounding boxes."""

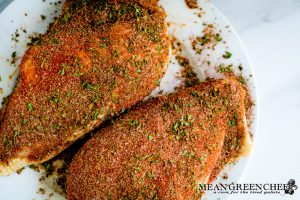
[
  {"left": 0, "top": 0, "right": 12, "bottom": 13},
  {"left": 212, "top": 0, "right": 300, "bottom": 199}
]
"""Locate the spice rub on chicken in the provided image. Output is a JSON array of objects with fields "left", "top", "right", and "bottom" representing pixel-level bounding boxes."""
[
  {"left": 0, "top": 0, "right": 170, "bottom": 175},
  {"left": 66, "top": 79, "right": 248, "bottom": 200}
]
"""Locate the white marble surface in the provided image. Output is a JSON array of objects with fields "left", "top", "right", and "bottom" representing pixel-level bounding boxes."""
[
  {"left": 212, "top": 0, "right": 300, "bottom": 199},
  {"left": 0, "top": 0, "right": 299, "bottom": 199}
]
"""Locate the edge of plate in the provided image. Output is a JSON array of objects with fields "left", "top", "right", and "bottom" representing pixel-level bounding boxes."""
[{"left": 207, "top": 0, "right": 260, "bottom": 184}]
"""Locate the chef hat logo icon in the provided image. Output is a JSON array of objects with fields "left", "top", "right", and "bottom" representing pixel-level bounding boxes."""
[{"left": 285, "top": 179, "right": 298, "bottom": 195}]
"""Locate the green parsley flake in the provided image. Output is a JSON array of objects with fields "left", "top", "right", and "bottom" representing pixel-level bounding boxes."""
[
  {"left": 27, "top": 103, "right": 33, "bottom": 111},
  {"left": 223, "top": 51, "right": 232, "bottom": 59}
]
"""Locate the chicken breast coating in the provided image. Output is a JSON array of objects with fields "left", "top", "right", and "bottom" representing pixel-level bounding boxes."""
[
  {"left": 66, "top": 79, "right": 248, "bottom": 200},
  {"left": 0, "top": 0, "right": 169, "bottom": 175}
]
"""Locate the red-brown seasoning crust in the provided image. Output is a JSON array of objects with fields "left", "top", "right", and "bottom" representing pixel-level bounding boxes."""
[
  {"left": 0, "top": 97, "right": 9, "bottom": 124},
  {"left": 63, "top": 0, "right": 160, "bottom": 12},
  {"left": 66, "top": 79, "right": 246, "bottom": 200},
  {"left": 189, "top": 23, "right": 253, "bottom": 182},
  {"left": 0, "top": 0, "right": 169, "bottom": 173},
  {"left": 209, "top": 74, "right": 253, "bottom": 182},
  {"left": 37, "top": 133, "right": 95, "bottom": 195}
]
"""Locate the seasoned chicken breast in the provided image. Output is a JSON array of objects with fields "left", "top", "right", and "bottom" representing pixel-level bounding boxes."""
[
  {"left": 0, "top": 0, "right": 169, "bottom": 175},
  {"left": 66, "top": 79, "right": 248, "bottom": 200}
]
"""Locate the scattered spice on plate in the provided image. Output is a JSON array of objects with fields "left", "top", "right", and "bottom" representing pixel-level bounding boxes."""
[
  {"left": 40, "top": 15, "right": 46, "bottom": 20},
  {"left": 10, "top": 51, "right": 18, "bottom": 65},
  {"left": 37, "top": 188, "right": 46, "bottom": 195},
  {"left": 27, "top": 33, "right": 43, "bottom": 46},
  {"left": 11, "top": 29, "right": 20, "bottom": 43},
  {"left": 185, "top": 0, "right": 198, "bottom": 9},
  {"left": 176, "top": 55, "right": 200, "bottom": 88},
  {"left": 223, "top": 51, "right": 232, "bottom": 59},
  {"left": 192, "top": 24, "right": 223, "bottom": 54}
]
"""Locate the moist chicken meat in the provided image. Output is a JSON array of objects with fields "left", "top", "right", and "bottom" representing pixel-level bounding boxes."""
[
  {"left": 0, "top": 0, "right": 169, "bottom": 175},
  {"left": 66, "top": 79, "right": 249, "bottom": 200}
]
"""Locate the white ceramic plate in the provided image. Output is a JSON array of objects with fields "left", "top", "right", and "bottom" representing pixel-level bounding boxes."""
[{"left": 0, "top": 0, "right": 258, "bottom": 199}]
